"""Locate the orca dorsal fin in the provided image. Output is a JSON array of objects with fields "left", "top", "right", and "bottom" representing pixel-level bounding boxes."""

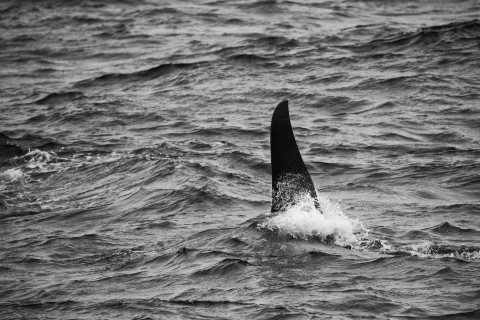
[{"left": 270, "top": 100, "right": 319, "bottom": 213}]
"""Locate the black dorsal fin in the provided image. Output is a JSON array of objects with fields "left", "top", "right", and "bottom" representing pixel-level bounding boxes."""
[{"left": 270, "top": 100, "right": 319, "bottom": 213}]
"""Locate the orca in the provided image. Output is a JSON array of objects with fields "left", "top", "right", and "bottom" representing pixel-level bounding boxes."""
[{"left": 270, "top": 100, "right": 320, "bottom": 213}]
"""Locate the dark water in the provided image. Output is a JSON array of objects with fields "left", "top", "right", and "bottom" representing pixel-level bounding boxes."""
[{"left": 1, "top": 0, "right": 480, "bottom": 319}]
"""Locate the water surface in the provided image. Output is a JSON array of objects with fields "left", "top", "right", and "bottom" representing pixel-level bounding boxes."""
[{"left": 1, "top": 0, "right": 480, "bottom": 319}]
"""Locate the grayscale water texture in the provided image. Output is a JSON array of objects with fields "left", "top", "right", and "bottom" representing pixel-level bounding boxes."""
[{"left": 1, "top": 0, "right": 480, "bottom": 319}]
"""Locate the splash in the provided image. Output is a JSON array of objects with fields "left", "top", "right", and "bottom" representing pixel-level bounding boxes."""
[
  {"left": 258, "top": 193, "right": 368, "bottom": 246},
  {"left": 11, "top": 149, "right": 59, "bottom": 170},
  {"left": 355, "top": 238, "right": 393, "bottom": 252},
  {"left": 0, "top": 168, "right": 27, "bottom": 183}
]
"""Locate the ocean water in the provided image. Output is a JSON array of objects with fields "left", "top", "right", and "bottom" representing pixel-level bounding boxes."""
[{"left": 1, "top": 0, "right": 480, "bottom": 319}]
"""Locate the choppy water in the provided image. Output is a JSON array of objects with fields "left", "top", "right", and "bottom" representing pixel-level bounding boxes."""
[{"left": 1, "top": 0, "right": 480, "bottom": 319}]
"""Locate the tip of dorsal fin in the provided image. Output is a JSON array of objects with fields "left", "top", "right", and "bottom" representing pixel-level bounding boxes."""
[{"left": 270, "top": 100, "right": 319, "bottom": 213}]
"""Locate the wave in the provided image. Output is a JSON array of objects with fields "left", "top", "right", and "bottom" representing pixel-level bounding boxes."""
[
  {"left": 0, "top": 133, "right": 67, "bottom": 167},
  {"left": 245, "top": 36, "right": 301, "bottom": 50},
  {"left": 355, "top": 237, "right": 480, "bottom": 260},
  {"left": 35, "top": 91, "right": 85, "bottom": 105},
  {"left": 343, "top": 19, "right": 480, "bottom": 55},
  {"left": 73, "top": 62, "right": 207, "bottom": 90},
  {"left": 407, "top": 242, "right": 480, "bottom": 259},
  {"left": 0, "top": 144, "right": 27, "bottom": 166},
  {"left": 226, "top": 54, "right": 277, "bottom": 67},
  {"left": 192, "top": 258, "right": 252, "bottom": 277},
  {"left": 428, "top": 222, "right": 476, "bottom": 234},
  {"left": 434, "top": 203, "right": 480, "bottom": 216},
  {"left": 129, "top": 7, "right": 179, "bottom": 18},
  {"left": 10, "top": 0, "right": 147, "bottom": 7},
  {"left": 307, "top": 95, "right": 371, "bottom": 115},
  {"left": 237, "top": 0, "right": 284, "bottom": 13}
]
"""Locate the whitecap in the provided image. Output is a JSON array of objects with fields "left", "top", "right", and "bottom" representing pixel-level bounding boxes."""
[
  {"left": 0, "top": 168, "right": 26, "bottom": 183},
  {"left": 258, "top": 193, "right": 368, "bottom": 246}
]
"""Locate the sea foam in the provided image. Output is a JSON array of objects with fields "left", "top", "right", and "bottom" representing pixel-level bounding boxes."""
[
  {"left": 259, "top": 193, "right": 368, "bottom": 246},
  {"left": 0, "top": 168, "right": 26, "bottom": 183}
]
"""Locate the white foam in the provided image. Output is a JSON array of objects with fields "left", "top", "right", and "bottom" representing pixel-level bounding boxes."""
[
  {"left": 258, "top": 193, "right": 368, "bottom": 246},
  {"left": 405, "top": 241, "right": 480, "bottom": 259},
  {"left": 357, "top": 239, "right": 480, "bottom": 260},
  {"left": 0, "top": 168, "right": 26, "bottom": 183},
  {"left": 11, "top": 149, "right": 57, "bottom": 170}
]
